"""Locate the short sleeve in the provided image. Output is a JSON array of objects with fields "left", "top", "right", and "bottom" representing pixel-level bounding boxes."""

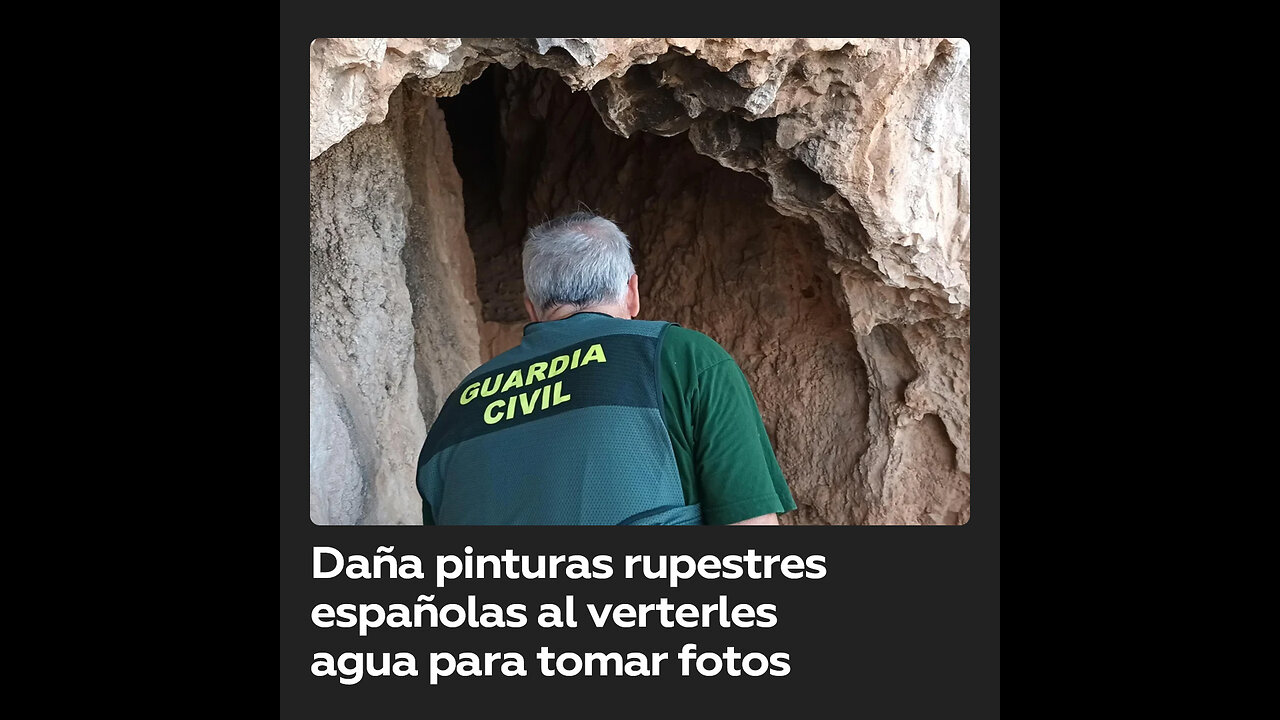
[{"left": 691, "top": 355, "right": 797, "bottom": 525}]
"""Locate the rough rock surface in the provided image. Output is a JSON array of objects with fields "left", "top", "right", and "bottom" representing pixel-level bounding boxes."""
[
  {"left": 309, "top": 38, "right": 970, "bottom": 524},
  {"left": 309, "top": 87, "right": 481, "bottom": 524}
]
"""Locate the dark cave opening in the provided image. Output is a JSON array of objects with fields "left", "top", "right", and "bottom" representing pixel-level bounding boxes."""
[
  {"left": 428, "top": 63, "right": 870, "bottom": 524},
  {"left": 437, "top": 65, "right": 501, "bottom": 243},
  {"left": 438, "top": 65, "right": 544, "bottom": 324}
]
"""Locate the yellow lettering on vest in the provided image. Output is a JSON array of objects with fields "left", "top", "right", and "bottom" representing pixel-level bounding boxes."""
[
  {"left": 548, "top": 355, "right": 569, "bottom": 378},
  {"left": 481, "top": 374, "right": 502, "bottom": 397},
  {"left": 483, "top": 399, "right": 505, "bottom": 424},
  {"left": 519, "top": 388, "right": 542, "bottom": 415},
  {"left": 460, "top": 382, "right": 481, "bottom": 405},
  {"left": 526, "top": 361, "right": 548, "bottom": 384},
  {"left": 552, "top": 380, "right": 571, "bottom": 406},
  {"left": 506, "top": 395, "right": 518, "bottom": 419},
  {"left": 541, "top": 385, "right": 551, "bottom": 410},
  {"left": 579, "top": 343, "right": 606, "bottom": 366},
  {"left": 501, "top": 369, "right": 524, "bottom": 393},
  {"left": 570, "top": 348, "right": 581, "bottom": 369}
]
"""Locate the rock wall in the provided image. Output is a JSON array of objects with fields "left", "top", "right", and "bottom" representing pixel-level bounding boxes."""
[
  {"left": 309, "top": 88, "right": 481, "bottom": 524},
  {"left": 309, "top": 38, "right": 970, "bottom": 524}
]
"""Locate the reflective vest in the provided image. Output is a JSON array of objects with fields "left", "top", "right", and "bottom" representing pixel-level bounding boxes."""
[{"left": 416, "top": 312, "right": 701, "bottom": 525}]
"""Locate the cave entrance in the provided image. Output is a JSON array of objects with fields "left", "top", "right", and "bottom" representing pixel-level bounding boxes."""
[
  {"left": 421, "top": 64, "right": 869, "bottom": 524},
  {"left": 438, "top": 66, "right": 529, "bottom": 326}
]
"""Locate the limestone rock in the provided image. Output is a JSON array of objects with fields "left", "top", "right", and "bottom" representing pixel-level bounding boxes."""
[
  {"left": 309, "top": 356, "right": 363, "bottom": 524},
  {"left": 308, "top": 38, "right": 971, "bottom": 524},
  {"left": 309, "top": 37, "right": 461, "bottom": 161},
  {"left": 309, "top": 87, "right": 481, "bottom": 524}
]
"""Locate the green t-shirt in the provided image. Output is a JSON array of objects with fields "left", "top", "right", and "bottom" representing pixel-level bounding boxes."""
[{"left": 658, "top": 325, "right": 795, "bottom": 524}]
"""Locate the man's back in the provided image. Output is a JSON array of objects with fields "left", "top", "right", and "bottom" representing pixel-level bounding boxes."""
[
  {"left": 417, "top": 312, "right": 696, "bottom": 525},
  {"left": 417, "top": 312, "right": 795, "bottom": 525}
]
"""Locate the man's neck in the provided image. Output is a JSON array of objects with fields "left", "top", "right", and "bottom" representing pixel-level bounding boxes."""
[{"left": 539, "top": 303, "right": 629, "bottom": 322}]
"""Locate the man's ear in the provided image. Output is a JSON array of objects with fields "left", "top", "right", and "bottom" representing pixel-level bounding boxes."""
[
  {"left": 626, "top": 273, "right": 640, "bottom": 319},
  {"left": 524, "top": 297, "right": 539, "bottom": 322}
]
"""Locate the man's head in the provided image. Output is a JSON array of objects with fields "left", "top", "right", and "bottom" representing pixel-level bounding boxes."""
[{"left": 521, "top": 211, "right": 640, "bottom": 322}]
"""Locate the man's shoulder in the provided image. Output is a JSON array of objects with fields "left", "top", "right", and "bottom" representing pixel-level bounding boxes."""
[{"left": 660, "top": 324, "right": 735, "bottom": 376}]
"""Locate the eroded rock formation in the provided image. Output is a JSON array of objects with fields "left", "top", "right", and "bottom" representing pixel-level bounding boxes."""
[
  {"left": 309, "top": 38, "right": 970, "bottom": 525},
  {"left": 309, "top": 89, "right": 480, "bottom": 524}
]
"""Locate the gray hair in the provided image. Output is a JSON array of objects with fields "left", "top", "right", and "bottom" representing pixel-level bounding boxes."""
[{"left": 521, "top": 212, "right": 635, "bottom": 313}]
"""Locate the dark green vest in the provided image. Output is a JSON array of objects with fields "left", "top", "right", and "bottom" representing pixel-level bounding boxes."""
[{"left": 416, "top": 312, "right": 701, "bottom": 525}]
